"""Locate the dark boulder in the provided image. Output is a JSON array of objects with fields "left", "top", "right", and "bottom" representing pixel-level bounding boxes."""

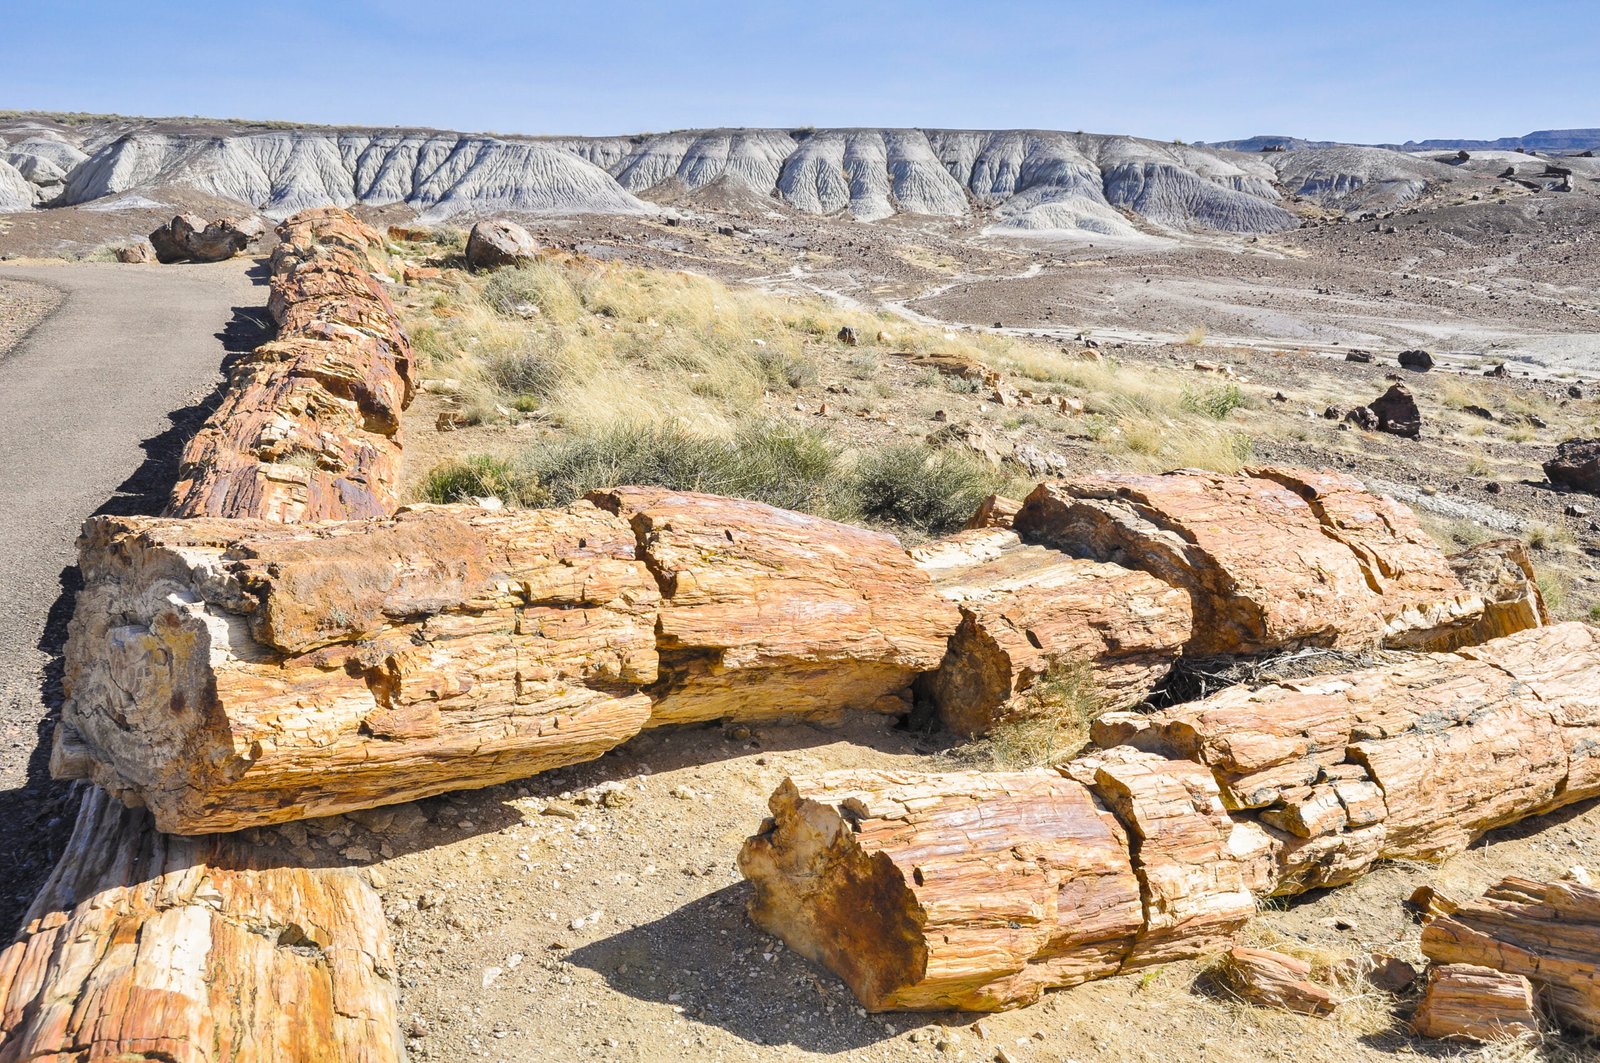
[
  {"left": 1347, "top": 383, "right": 1421, "bottom": 439},
  {"left": 465, "top": 219, "right": 538, "bottom": 271},
  {"left": 1398, "top": 349, "right": 1435, "bottom": 372},
  {"left": 1344, "top": 350, "right": 1374, "bottom": 364},
  {"left": 1544, "top": 439, "right": 1600, "bottom": 495}
]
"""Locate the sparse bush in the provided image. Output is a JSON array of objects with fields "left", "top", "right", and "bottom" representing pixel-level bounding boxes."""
[
  {"left": 1182, "top": 324, "right": 1208, "bottom": 346},
  {"left": 848, "top": 444, "right": 1011, "bottom": 536},
  {"left": 941, "top": 374, "right": 983, "bottom": 395},
  {"left": 983, "top": 659, "right": 1104, "bottom": 769},
  {"left": 482, "top": 262, "right": 582, "bottom": 322},
  {"left": 527, "top": 419, "right": 845, "bottom": 515},
  {"left": 754, "top": 346, "right": 819, "bottom": 390},
  {"left": 421, "top": 455, "right": 545, "bottom": 507},
  {"left": 1180, "top": 382, "right": 1248, "bottom": 419},
  {"left": 485, "top": 346, "right": 562, "bottom": 398}
]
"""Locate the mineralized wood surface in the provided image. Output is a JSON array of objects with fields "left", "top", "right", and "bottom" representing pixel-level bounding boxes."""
[
  {"left": 591, "top": 488, "right": 957, "bottom": 726},
  {"left": 740, "top": 749, "right": 1275, "bottom": 1011},
  {"left": 1101, "top": 623, "right": 1600, "bottom": 888},
  {"left": 1422, "top": 875, "right": 1600, "bottom": 1034},
  {"left": 1216, "top": 947, "right": 1337, "bottom": 1016},
  {"left": 1410, "top": 963, "right": 1540, "bottom": 1041},
  {"left": 55, "top": 503, "right": 660, "bottom": 833},
  {"left": 738, "top": 769, "right": 1145, "bottom": 1011},
  {"left": 1438, "top": 538, "right": 1548, "bottom": 650},
  {"left": 1013, "top": 468, "right": 1485, "bottom": 655},
  {"left": 912, "top": 528, "right": 1192, "bottom": 735},
  {"left": 0, "top": 787, "right": 402, "bottom": 1062},
  {"left": 167, "top": 207, "right": 414, "bottom": 523}
]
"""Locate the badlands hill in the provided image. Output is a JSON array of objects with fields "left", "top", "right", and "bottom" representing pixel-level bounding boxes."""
[{"left": 7, "top": 113, "right": 1595, "bottom": 235}]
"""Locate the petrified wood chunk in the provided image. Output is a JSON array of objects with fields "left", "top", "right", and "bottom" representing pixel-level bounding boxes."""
[
  {"left": 740, "top": 750, "right": 1273, "bottom": 1012},
  {"left": 911, "top": 529, "right": 1192, "bottom": 736},
  {"left": 1013, "top": 468, "right": 1483, "bottom": 655},
  {"left": 738, "top": 769, "right": 1145, "bottom": 1012},
  {"left": 590, "top": 488, "right": 957, "bottom": 727},
  {"left": 1422, "top": 875, "right": 1600, "bottom": 1034},
  {"left": 1439, "top": 538, "right": 1548, "bottom": 649},
  {"left": 1216, "top": 947, "right": 1336, "bottom": 1016},
  {"left": 1411, "top": 963, "right": 1540, "bottom": 1041},
  {"left": 56, "top": 503, "right": 661, "bottom": 833},
  {"left": 0, "top": 787, "right": 401, "bottom": 1062}
]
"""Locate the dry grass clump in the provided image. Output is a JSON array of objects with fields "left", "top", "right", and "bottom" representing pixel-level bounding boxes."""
[{"left": 981, "top": 659, "right": 1104, "bottom": 770}]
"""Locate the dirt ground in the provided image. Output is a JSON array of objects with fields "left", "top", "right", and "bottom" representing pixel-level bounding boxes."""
[{"left": 2, "top": 172, "right": 1598, "bottom": 1061}]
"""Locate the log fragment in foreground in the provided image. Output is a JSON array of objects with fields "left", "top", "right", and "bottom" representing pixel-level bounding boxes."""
[
  {"left": 56, "top": 491, "right": 954, "bottom": 833},
  {"left": 0, "top": 787, "right": 402, "bottom": 1061},
  {"left": 740, "top": 623, "right": 1600, "bottom": 1011},
  {"left": 1421, "top": 875, "right": 1600, "bottom": 1034}
]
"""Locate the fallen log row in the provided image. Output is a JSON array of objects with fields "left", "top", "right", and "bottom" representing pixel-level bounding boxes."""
[
  {"left": 0, "top": 786, "right": 403, "bottom": 1062},
  {"left": 166, "top": 206, "right": 414, "bottom": 522},
  {"left": 55, "top": 491, "right": 954, "bottom": 833},
  {"left": 739, "top": 622, "right": 1600, "bottom": 1011},
  {"left": 912, "top": 470, "right": 1544, "bottom": 737},
  {"left": 1421, "top": 874, "right": 1600, "bottom": 1034},
  {"left": 1013, "top": 468, "right": 1485, "bottom": 657}
]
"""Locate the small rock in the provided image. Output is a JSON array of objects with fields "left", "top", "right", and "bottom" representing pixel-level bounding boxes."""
[
  {"left": 1344, "top": 350, "right": 1374, "bottom": 364},
  {"left": 837, "top": 326, "right": 860, "bottom": 346}
]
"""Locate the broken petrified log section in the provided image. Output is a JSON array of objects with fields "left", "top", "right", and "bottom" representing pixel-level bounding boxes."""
[
  {"left": 1410, "top": 964, "right": 1540, "bottom": 1042},
  {"left": 55, "top": 492, "right": 954, "bottom": 833},
  {"left": 912, "top": 468, "right": 1542, "bottom": 736},
  {"left": 1215, "top": 948, "right": 1337, "bottom": 1016},
  {"left": 1422, "top": 874, "right": 1600, "bottom": 1034},
  {"left": 167, "top": 206, "right": 415, "bottom": 522},
  {"left": 0, "top": 786, "right": 403, "bottom": 1061},
  {"left": 740, "top": 623, "right": 1600, "bottom": 1011}
]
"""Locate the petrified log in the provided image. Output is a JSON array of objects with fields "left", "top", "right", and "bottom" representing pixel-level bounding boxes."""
[
  {"left": 911, "top": 527, "right": 1192, "bottom": 735},
  {"left": 0, "top": 787, "right": 402, "bottom": 1061},
  {"left": 590, "top": 488, "right": 956, "bottom": 727},
  {"left": 55, "top": 503, "right": 661, "bottom": 833},
  {"left": 1421, "top": 875, "right": 1600, "bottom": 1034},
  {"left": 1410, "top": 963, "right": 1540, "bottom": 1041},
  {"left": 739, "top": 748, "right": 1271, "bottom": 1012},
  {"left": 742, "top": 626, "right": 1600, "bottom": 1012},
  {"left": 1013, "top": 468, "right": 1485, "bottom": 655},
  {"left": 167, "top": 207, "right": 414, "bottom": 523},
  {"left": 963, "top": 493, "right": 1022, "bottom": 530},
  {"left": 1215, "top": 948, "right": 1336, "bottom": 1016},
  {"left": 1100, "top": 623, "right": 1600, "bottom": 889}
]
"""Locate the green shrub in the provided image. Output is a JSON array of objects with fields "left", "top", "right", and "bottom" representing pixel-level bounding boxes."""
[
  {"left": 754, "top": 346, "right": 820, "bottom": 390},
  {"left": 1180, "top": 382, "right": 1247, "bottom": 420},
  {"left": 527, "top": 420, "right": 844, "bottom": 515},
  {"left": 421, "top": 455, "right": 545, "bottom": 507},
  {"left": 848, "top": 444, "right": 1010, "bottom": 536}
]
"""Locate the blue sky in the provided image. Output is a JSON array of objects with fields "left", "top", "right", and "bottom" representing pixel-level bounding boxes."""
[{"left": 3, "top": 1, "right": 1594, "bottom": 142}]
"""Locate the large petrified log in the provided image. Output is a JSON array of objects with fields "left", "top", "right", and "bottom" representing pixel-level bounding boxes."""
[
  {"left": 1421, "top": 875, "right": 1600, "bottom": 1034},
  {"left": 1013, "top": 467, "right": 1484, "bottom": 655},
  {"left": 911, "top": 527, "right": 1193, "bottom": 735},
  {"left": 57, "top": 491, "right": 958, "bottom": 832},
  {"left": 739, "top": 747, "right": 1271, "bottom": 1011},
  {"left": 1410, "top": 963, "right": 1540, "bottom": 1041},
  {"left": 741, "top": 624, "right": 1600, "bottom": 1011},
  {"left": 55, "top": 503, "right": 660, "bottom": 834},
  {"left": 0, "top": 787, "right": 402, "bottom": 1061},
  {"left": 167, "top": 207, "right": 414, "bottom": 522},
  {"left": 590, "top": 488, "right": 956, "bottom": 727}
]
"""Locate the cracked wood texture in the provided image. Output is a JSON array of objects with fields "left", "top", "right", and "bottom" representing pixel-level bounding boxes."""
[
  {"left": 0, "top": 787, "right": 402, "bottom": 1062},
  {"left": 590, "top": 488, "right": 957, "bottom": 727},
  {"left": 1421, "top": 876, "right": 1600, "bottom": 1034},
  {"left": 741, "top": 625, "right": 1600, "bottom": 1011},
  {"left": 1099, "top": 622, "right": 1600, "bottom": 892},
  {"left": 1013, "top": 467, "right": 1488, "bottom": 656},
  {"left": 739, "top": 748, "right": 1271, "bottom": 1011},
  {"left": 1410, "top": 963, "right": 1540, "bottom": 1041},
  {"left": 166, "top": 207, "right": 414, "bottom": 522},
  {"left": 912, "top": 527, "right": 1192, "bottom": 736},
  {"left": 54, "top": 503, "right": 660, "bottom": 833}
]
